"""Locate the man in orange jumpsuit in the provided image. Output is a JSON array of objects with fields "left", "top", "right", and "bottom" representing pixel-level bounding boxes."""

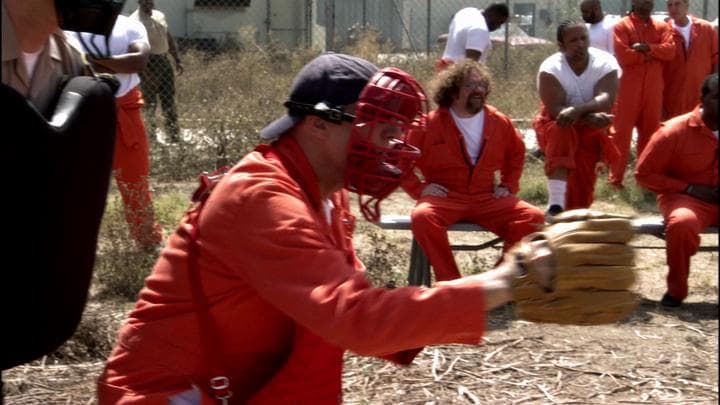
[
  {"left": 609, "top": 0, "right": 675, "bottom": 187},
  {"left": 402, "top": 59, "right": 545, "bottom": 282},
  {"left": 662, "top": 0, "right": 718, "bottom": 119},
  {"left": 534, "top": 20, "right": 620, "bottom": 215},
  {"left": 73, "top": 15, "right": 163, "bottom": 250},
  {"left": 635, "top": 73, "right": 718, "bottom": 308},
  {"left": 96, "top": 53, "right": 554, "bottom": 404}
]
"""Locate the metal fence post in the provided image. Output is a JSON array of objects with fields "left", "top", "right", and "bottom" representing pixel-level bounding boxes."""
[
  {"left": 426, "top": 0, "right": 432, "bottom": 55},
  {"left": 362, "top": 0, "right": 367, "bottom": 28},
  {"left": 265, "top": 0, "right": 271, "bottom": 44},
  {"left": 503, "top": 0, "right": 510, "bottom": 78},
  {"left": 325, "top": 0, "right": 335, "bottom": 51},
  {"left": 305, "top": 0, "right": 312, "bottom": 48},
  {"left": 703, "top": 0, "right": 708, "bottom": 19}
]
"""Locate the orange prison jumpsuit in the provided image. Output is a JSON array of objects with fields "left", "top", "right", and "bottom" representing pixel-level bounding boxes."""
[
  {"left": 663, "top": 17, "right": 718, "bottom": 119},
  {"left": 533, "top": 105, "right": 620, "bottom": 209},
  {"left": 610, "top": 13, "right": 675, "bottom": 186},
  {"left": 403, "top": 107, "right": 545, "bottom": 281},
  {"left": 114, "top": 86, "right": 162, "bottom": 249},
  {"left": 98, "top": 136, "right": 490, "bottom": 404},
  {"left": 635, "top": 106, "right": 718, "bottom": 301}
]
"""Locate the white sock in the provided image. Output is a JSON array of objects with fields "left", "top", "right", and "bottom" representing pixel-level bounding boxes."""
[{"left": 547, "top": 179, "right": 567, "bottom": 208}]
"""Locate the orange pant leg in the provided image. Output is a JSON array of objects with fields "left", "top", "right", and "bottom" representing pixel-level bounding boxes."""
[
  {"left": 464, "top": 195, "right": 545, "bottom": 252},
  {"left": 411, "top": 197, "right": 467, "bottom": 281},
  {"left": 113, "top": 97, "right": 162, "bottom": 249},
  {"left": 534, "top": 117, "right": 605, "bottom": 209},
  {"left": 412, "top": 194, "right": 544, "bottom": 282},
  {"left": 635, "top": 90, "right": 663, "bottom": 158},
  {"left": 533, "top": 116, "right": 578, "bottom": 175},
  {"left": 249, "top": 327, "right": 343, "bottom": 404},
  {"left": 565, "top": 146, "right": 598, "bottom": 210},
  {"left": 609, "top": 78, "right": 643, "bottom": 186},
  {"left": 657, "top": 193, "right": 718, "bottom": 300}
]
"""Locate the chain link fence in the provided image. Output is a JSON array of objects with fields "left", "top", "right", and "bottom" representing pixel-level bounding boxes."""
[
  {"left": 119, "top": 0, "right": 718, "bottom": 180},
  {"left": 124, "top": 0, "right": 718, "bottom": 53}
]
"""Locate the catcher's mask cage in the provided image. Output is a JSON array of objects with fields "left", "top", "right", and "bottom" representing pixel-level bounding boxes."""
[{"left": 345, "top": 67, "right": 427, "bottom": 223}]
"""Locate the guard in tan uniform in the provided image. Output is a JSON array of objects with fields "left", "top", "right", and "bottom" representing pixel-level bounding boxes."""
[{"left": 131, "top": 0, "right": 183, "bottom": 143}]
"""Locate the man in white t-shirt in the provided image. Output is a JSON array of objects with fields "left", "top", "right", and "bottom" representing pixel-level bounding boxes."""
[
  {"left": 437, "top": 4, "right": 509, "bottom": 70},
  {"left": 533, "top": 19, "right": 620, "bottom": 215},
  {"left": 580, "top": 0, "right": 620, "bottom": 55},
  {"left": 71, "top": 15, "right": 163, "bottom": 251}
]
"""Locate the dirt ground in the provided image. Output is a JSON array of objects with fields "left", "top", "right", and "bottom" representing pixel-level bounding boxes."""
[{"left": 3, "top": 192, "right": 718, "bottom": 404}]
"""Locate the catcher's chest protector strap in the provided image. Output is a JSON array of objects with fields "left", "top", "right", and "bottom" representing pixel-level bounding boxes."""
[{"left": 1, "top": 77, "right": 117, "bottom": 370}]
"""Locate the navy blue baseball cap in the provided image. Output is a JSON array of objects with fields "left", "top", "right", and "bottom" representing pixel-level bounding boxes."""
[{"left": 259, "top": 53, "right": 378, "bottom": 140}]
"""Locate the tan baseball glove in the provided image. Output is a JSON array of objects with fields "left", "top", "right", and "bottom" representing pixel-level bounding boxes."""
[{"left": 510, "top": 209, "right": 638, "bottom": 325}]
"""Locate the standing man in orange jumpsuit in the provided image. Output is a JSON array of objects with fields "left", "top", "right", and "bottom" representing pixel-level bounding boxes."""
[
  {"left": 635, "top": 73, "right": 718, "bottom": 308},
  {"left": 609, "top": 0, "right": 675, "bottom": 187},
  {"left": 403, "top": 60, "right": 545, "bottom": 281},
  {"left": 662, "top": 0, "right": 718, "bottom": 119},
  {"left": 72, "top": 15, "right": 163, "bottom": 251},
  {"left": 96, "top": 53, "right": 554, "bottom": 404},
  {"left": 534, "top": 20, "right": 620, "bottom": 215}
]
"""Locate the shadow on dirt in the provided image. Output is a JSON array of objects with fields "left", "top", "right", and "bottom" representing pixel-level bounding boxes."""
[{"left": 629, "top": 297, "right": 719, "bottom": 322}]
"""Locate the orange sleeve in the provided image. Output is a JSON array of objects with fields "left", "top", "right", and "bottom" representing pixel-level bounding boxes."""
[
  {"left": 648, "top": 22, "right": 676, "bottom": 61},
  {"left": 614, "top": 20, "right": 646, "bottom": 67},
  {"left": 634, "top": 125, "right": 688, "bottom": 194},
  {"left": 212, "top": 177, "right": 487, "bottom": 357},
  {"left": 710, "top": 23, "right": 719, "bottom": 67},
  {"left": 499, "top": 121, "right": 526, "bottom": 194}
]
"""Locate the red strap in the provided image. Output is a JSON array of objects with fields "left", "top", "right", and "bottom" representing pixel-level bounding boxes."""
[{"left": 184, "top": 167, "right": 233, "bottom": 403}]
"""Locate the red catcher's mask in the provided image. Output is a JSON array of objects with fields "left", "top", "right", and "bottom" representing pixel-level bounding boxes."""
[{"left": 345, "top": 68, "right": 428, "bottom": 223}]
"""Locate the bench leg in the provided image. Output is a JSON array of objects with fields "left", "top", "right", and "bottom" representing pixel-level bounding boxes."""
[{"left": 408, "top": 238, "right": 432, "bottom": 287}]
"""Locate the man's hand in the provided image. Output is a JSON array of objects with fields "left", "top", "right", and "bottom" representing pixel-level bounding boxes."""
[
  {"left": 556, "top": 106, "right": 582, "bottom": 128},
  {"left": 88, "top": 57, "right": 116, "bottom": 74},
  {"left": 582, "top": 112, "right": 614, "bottom": 128},
  {"left": 174, "top": 59, "right": 184, "bottom": 76},
  {"left": 493, "top": 185, "right": 511, "bottom": 199},
  {"left": 686, "top": 184, "right": 719, "bottom": 204},
  {"left": 420, "top": 183, "right": 448, "bottom": 198},
  {"left": 631, "top": 42, "right": 650, "bottom": 53}
]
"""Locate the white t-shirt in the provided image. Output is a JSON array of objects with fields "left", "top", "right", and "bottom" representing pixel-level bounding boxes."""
[
  {"left": 672, "top": 18, "right": 692, "bottom": 49},
  {"left": 442, "top": 7, "right": 492, "bottom": 63},
  {"left": 587, "top": 14, "right": 620, "bottom": 55},
  {"left": 21, "top": 47, "right": 44, "bottom": 81},
  {"left": 538, "top": 47, "right": 619, "bottom": 107},
  {"left": 450, "top": 108, "right": 486, "bottom": 165},
  {"left": 69, "top": 15, "right": 149, "bottom": 97}
]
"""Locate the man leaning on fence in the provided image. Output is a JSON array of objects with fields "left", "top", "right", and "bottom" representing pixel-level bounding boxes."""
[
  {"left": 71, "top": 13, "right": 164, "bottom": 252},
  {"left": 635, "top": 73, "right": 719, "bottom": 308},
  {"left": 402, "top": 59, "right": 545, "bottom": 282},
  {"left": 437, "top": 3, "right": 509, "bottom": 71},
  {"left": 131, "top": 0, "right": 183, "bottom": 144}
]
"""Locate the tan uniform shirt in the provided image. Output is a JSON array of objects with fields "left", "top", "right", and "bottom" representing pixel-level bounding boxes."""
[
  {"left": 1, "top": 2, "right": 89, "bottom": 115},
  {"left": 130, "top": 9, "right": 169, "bottom": 55}
]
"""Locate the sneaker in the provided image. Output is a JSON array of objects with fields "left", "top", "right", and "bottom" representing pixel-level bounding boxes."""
[
  {"left": 545, "top": 204, "right": 563, "bottom": 217},
  {"left": 660, "top": 292, "right": 682, "bottom": 308}
]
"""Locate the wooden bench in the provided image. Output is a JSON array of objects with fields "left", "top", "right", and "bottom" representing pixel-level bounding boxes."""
[{"left": 377, "top": 214, "right": 719, "bottom": 286}]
